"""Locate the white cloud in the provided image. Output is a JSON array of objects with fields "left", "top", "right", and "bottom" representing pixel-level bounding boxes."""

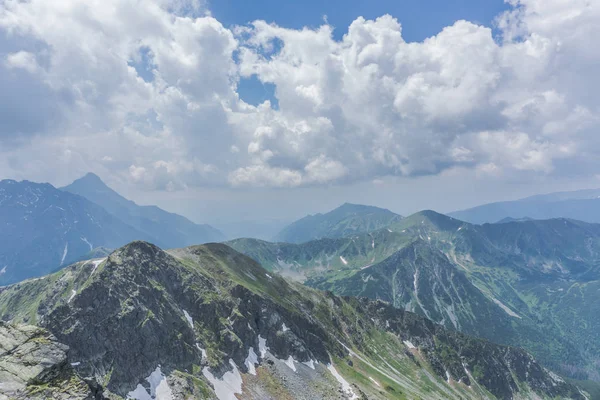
[{"left": 0, "top": 0, "right": 599, "bottom": 189}]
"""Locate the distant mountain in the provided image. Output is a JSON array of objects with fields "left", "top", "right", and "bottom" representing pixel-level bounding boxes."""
[
  {"left": 273, "top": 203, "right": 402, "bottom": 243},
  {"left": 0, "top": 241, "right": 584, "bottom": 400},
  {"left": 495, "top": 216, "right": 534, "bottom": 223},
  {"left": 449, "top": 188, "right": 600, "bottom": 224},
  {"left": 0, "top": 179, "right": 154, "bottom": 285},
  {"left": 231, "top": 210, "right": 600, "bottom": 381},
  {"left": 61, "top": 173, "right": 224, "bottom": 247}
]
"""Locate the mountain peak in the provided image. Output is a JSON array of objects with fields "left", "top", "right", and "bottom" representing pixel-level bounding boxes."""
[{"left": 71, "top": 172, "right": 109, "bottom": 189}]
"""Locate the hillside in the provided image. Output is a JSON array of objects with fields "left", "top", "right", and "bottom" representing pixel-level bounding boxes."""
[
  {"left": 0, "top": 241, "right": 583, "bottom": 400},
  {"left": 273, "top": 203, "right": 402, "bottom": 244},
  {"left": 232, "top": 211, "right": 600, "bottom": 381},
  {"left": 61, "top": 173, "right": 225, "bottom": 247}
]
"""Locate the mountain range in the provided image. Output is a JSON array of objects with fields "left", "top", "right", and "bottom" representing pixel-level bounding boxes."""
[
  {"left": 450, "top": 188, "right": 600, "bottom": 224},
  {"left": 229, "top": 210, "right": 600, "bottom": 382},
  {"left": 0, "top": 174, "right": 223, "bottom": 285},
  {"left": 273, "top": 203, "right": 403, "bottom": 243},
  {"left": 0, "top": 241, "right": 585, "bottom": 399}
]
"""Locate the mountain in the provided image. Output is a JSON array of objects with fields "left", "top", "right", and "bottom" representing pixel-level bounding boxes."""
[
  {"left": 61, "top": 173, "right": 225, "bottom": 247},
  {"left": 0, "top": 179, "right": 155, "bottom": 285},
  {"left": 0, "top": 241, "right": 585, "bottom": 400},
  {"left": 230, "top": 210, "right": 600, "bottom": 382},
  {"left": 273, "top": 203, "right": 403, "bottom": 244},
  {"left": 449, "top": 188, "right": 600, "bottom": 224}
]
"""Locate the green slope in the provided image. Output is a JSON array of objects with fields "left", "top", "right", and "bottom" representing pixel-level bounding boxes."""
[
  {"left": 273, "top": 203, "right": 402, "bottom": 243},
  {"left": 231, "top": 210, "right": 600, "bottom": 381}
]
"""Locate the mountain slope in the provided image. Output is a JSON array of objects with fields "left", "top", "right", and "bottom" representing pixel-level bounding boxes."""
[
  {"left": 61, "top": 173, "right": 225, "bottom": 247},
  {"left": 273, "top": 203, "right": 402, "bottom": 243},
  {"left": 449, "top": 188, "right": 600, "bottom": 224},
  {"left": 231, "top": 210, "right": 600, "bottom": 381},
  {"left": 0, "top": 179, "right": 154, "bottom": 285},
  {"left": 0, "top": 241, "right": 583, "bottom": 400}
]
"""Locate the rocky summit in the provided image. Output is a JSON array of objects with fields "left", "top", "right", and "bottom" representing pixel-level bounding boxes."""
[
  {"left": 0, "top": 241, "right": 587, "bottom": 399},
  {"left": 0, "top": 322, "right": 98, "bottom": 399}
]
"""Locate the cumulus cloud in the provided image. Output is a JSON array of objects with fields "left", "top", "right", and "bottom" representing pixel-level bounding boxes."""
[{"left": 0, "top": 0, "right": 598, "bottom": 189}]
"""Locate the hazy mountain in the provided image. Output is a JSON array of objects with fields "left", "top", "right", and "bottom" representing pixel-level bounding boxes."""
[
  {"left": 273, "top": 203, "right": 402, "bottom": 243},
  {"left": 231, "top": 210, "right": 600, "bottom": 381},
  {"left": 449, "top": 188, "right": 600, "bottom": 224},
  {"left": 0, "top": 179, "right": 154, "bottom": 285},
  {"left": 0, "top": 241, "right": 584, "bottom": 400},
  {"left": 61, "top": 173, "right": 225, "bottom": 247}
]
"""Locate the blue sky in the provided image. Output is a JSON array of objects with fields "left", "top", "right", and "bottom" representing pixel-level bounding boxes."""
[
  {"left": 219, "top": 0, "right": 510, "bottom": 107},
  {"left": 211, "top": 0, "right": 509, "bottom": 42}
]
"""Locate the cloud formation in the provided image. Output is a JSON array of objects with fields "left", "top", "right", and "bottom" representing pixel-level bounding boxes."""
[{"left": 0, "top": 0, "right": 598, "bottom": 189}]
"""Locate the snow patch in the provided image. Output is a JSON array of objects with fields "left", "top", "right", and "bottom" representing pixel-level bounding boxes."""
[
  {"left": 446, "top": 371, "right": 451, "bottom": 383},
  {"left": 202, "top": 360, "right": 243, "bottom": 400},
  {"left": 491, "top": 298, "right": 522, "bottom": 319},
  {"left": 90, "top": 258, "right": 106, "bottom": 276},
  {"left": 60, "top": 243, "right": 69, "bottom": 265},
  {"left": 339, "top": 256, "right": 348, "bottom": 265},
  {"left": 182, "top": 310, "right": 194, "bottom": 329},
  {"left": 80, "top": 236, "right": 93, "bottom": 251},
  {"left": 71, "top": 362, "right": 81, "bottom": 366},
  {"left": 403, "top": 340, "right": 416, "bottom": 349},
  {"left": 245, "top": 347, "right": 259, "bottom": 375},
  {"left": 258, "top": 335, "right": 269, "bottom": 358},
  {"left": 283, "top": 355, "right": 296, "bottom": 372},
  {"left": 387, "top": 228, "right": 393, "bottom": 232},
  {"left": 68, "top": 289, "right": 76, "bottom": 303},
  {"left": 0, "top": 266, "right": 6, "bottom": 275},
  {"left": 303, "top": 359, "right": 316, "bottom": 370},
  {"left": 327, "top": 364, "right": 358, "bottom": 399},
  {"left": 196, "top": 344, "right": 207, "bottom": 359},
  {"left": 265, "top": 273, "right": 273, "bottom": 279},
  {"left": 128, "top": 366, "right": 173, "bottom": 400},
  {"left": 369, "top": 377, "right": 381, "bottom": 387},
  {"left": 281, "top": 323, "right": 290, "bottom": 332}
]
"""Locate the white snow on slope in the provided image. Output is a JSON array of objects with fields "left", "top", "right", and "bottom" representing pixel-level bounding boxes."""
[
  {"left": 491, "top": 298, "right": 522, "bottom": 319},
  {"left": 60, "top": 243, "right": 69, "bottom": 265},
  {"left": 283, "top": 355, "right": 296, "bottom": 372},
  {"left": 327, "top": 364, "right": 358, "bottom": 399},
  {"left": 68, "top": 289, "right": 76, "bottom": 303},
  {"left": 245, "top": 347, "right": 259, "bottom": 375},
  {"left": 340, "top": 256, "right": 348, "bottom": 265},
  {"left": 303, "top": 359, "right": 316, "bottom": 370},
  {"left": 403, "top": 340, "right": 416, "bottom": 349},
  {"left": 90, "top": 258, "right": 106, "bottom": 276},
  {"left": 281, "top": 323, "right": 290, "bottom": 332},
  {"left": 183, "top": 310, "right": 194, "bottom": 328},
  {"left": 196, "top": 344, "right": 207, "bottom": 360},
  {"left": 369, "top": 377, "right": 381, "bottom": 387},
  {"left": 128, "top": 366, "right": 174, "bottom": 400},
  {"left": 202, "top": 360, "right": 243, "bottom": 400},
  {"left": 80, "top": 236, "right": 93, "bottom": 251},
  {"left": 258, "top": 335, "right": 269, "bottom": 358}
]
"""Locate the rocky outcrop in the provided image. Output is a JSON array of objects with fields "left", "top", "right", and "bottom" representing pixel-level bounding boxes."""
[{"left": 0, "top": 321, "right": 98, "bottom": 399}]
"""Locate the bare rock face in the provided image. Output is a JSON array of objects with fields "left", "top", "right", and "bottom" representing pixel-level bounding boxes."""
[{"left": 0, "top": 321, "right": 96, "bottom": 400}]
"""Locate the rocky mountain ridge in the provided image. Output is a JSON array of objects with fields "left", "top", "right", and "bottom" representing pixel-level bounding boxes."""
[{"left": 0, "top": 241, "right": 585, "bottom": 399}]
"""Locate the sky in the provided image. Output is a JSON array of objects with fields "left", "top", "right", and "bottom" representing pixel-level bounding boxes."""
[{"left": 1, "top": 0, "right": 600, "bottom": 229}]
